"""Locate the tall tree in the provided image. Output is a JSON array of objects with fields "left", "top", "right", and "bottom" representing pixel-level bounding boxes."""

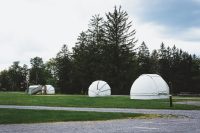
[
  {"left": 44, "top": 58, "right": 58, "bottom": 87},
  {"left": 20, "top": 64, "right": 29, "bottom": 90},
  {"left": 29, "top": 57, "right": 46, "bottom": 85},
  {"left": 72, "top": 32, "right": 91, "bottom": 94},
  {"left": 137, "top": 41, "right": 151, "bottom": 75},
  {"left": 158, "top": 43, "right": 170, "bottom": 83},
  {"left": 104, "top": 6, "right": 137, "bottom": 94},
  {"left": 88, "top": 14, "right": 106, "bottom": 46},
  {"left": 191, "top": 55, "right": 200, "bottom": 93},
  {"left": 87, "top": 14, "right": 106, "bottom": 80},
  {"left": 0, "top": 62, "right": 28, "bottom": 91},
  {"left": 72, "top": 15, "right": 107, "bottom": 94},
  {"left": 8, "top": 61, "right": 22, "bottom": 91},
  {"left": 56, "top": 45, "right": 73, "bottom": 93},
  {"left": 0, "top": 70, "right": 10, "bottom": 91},
  {"left": 150, "top": 49, "right": 159, "bottom": 73},
  {"left": 170, "top": 45, "right": 181, "bottom": 94}
]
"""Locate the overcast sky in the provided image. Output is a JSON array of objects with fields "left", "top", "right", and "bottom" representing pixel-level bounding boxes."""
[{"left": 0, "top": 0, "right": 200, "bottom": 70}]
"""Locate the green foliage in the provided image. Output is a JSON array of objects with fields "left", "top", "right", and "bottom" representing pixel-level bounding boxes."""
[
  {"left": 68, "top": 6, "right": 138, "bottom": 94},
  {"left": 29, "top": 57, "right": 47, "bottom": 85},
  {"left": 44, "top": 58, "right": 58, "bottom": 86},
  {"left": 156, "top": 43, "right": 200, "bottom": 94},
  {"left": 0, "top": 62, "right": 28, "bottom": 91}
]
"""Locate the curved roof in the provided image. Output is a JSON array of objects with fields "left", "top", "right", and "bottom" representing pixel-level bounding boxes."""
[
  {"left": 42, "top": 85, "right": 55, "bottom": 94},
  {"left": 130, "top": 74, "right": 169, "bottom": 99},
  {"left": 28, "top": 85, "right": 42, "bottom": 95},
  {"left": 88, "top": 80, "right": 111, "bottom": 97}
]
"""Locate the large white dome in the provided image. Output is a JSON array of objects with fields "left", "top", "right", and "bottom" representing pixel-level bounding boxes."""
[
  {"left": 130, "top": 74, "right": 169, "bottom": 99},
  {"left": 88, "top": 80, "right": 111, "bottom": 97}
]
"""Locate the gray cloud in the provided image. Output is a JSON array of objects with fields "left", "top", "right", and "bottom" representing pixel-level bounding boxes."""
[
  {"left": 0, "top": 0, "right": 121, "bottom": 70},
  {"left": 0, "top": 0, "right": 199, "bottom": 70}
]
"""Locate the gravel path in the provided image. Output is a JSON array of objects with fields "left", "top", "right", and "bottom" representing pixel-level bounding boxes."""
[
  {"left": 0, "top": 105, "right": 200, "bottom": 133},
  {"left": 0, "top": 118, "right": 199, "bottom": 133},
  {"left": 175, "top": 101, "right": 200, "bottom": 106}
]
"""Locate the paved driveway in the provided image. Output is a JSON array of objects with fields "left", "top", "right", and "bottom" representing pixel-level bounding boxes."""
[
  {"left": 0, "top": 105, "right": 200, "bottom": 133},
  {"left": 0, "top": 118, "right": 199, "bottom": 133}
]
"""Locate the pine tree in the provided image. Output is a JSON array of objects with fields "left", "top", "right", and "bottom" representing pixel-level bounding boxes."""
[
  {"left": 29, "top": 57, "right": 46, "bottom": 85},
  {"left": 88, "top": 14, "right": 105, "bottom": 46},
  {"left": 104, "top": 6, "right": 137, "bottom": 94},
  {"left": 158, "top": 43, "right": 170, "bottom": 83},
  {"left": 150, "top": 49, "right": 159, "bottom": 73},
  {"left": 56, "top": 45, "right": 73, "bottom": 93},
  {"left": 170, "top": 45, "right": 181, "bottom": 94},
  {"left": 72, "top": 32, "right": 91, "bottom": 94},
  {"left": 137, "top": 41, "right": 151, "bottom": 75},
  {"left": 45, "top": 58, "right": 57, "bottom": 87},
  {"left": 191, "top": 55, "right": 200, "bottom": 93},
  {"left": 72, "top": 15, "right": 106, "bottom": 94}
]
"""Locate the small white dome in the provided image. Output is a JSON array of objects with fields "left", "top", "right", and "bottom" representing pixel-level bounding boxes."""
[
  {"left": 28, "top": 85, "right": 41, "bottom": 94},
  {"left": 88, "top": 80, "right": 111, "bottom": 97},
  {"left": 42, "top": 85, "right": 55, "bottom": 94},
  {"left": 130, "top": 74, "right": 169, "bottom": 99}
]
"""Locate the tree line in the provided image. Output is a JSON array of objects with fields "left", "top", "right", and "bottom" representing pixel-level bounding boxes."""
[{"left": 0, "top": 6, "right": 199, "bottom": 94}]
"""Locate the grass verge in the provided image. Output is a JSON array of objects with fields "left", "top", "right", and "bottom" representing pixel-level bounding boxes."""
[
  {"left": 0, "top": 108, "right": 164, "bottom": 124},
  {"left": 0, "top": 92, "right": 200, "bottom": 110}
]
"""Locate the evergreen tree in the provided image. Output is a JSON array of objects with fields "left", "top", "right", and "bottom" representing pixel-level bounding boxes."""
[
  {"left": 88, "top": 14, "right": 105, "bottom": 46},
  {"left": 72, "top": 15, "right": 106, "bottom": 94},
  {"left": 87, "top": 14, "right": 106, "bottom": 80},
  {"left": 191, "top": 55, "right": 200, "bottom": 93},
  {"left": 72, "top": 32, "right": 92, "bottom": 94},
  {"left": 0, "top": 62, "right": 28, "bottom": 91},
  {"left": 150, "top": 49, "right": 159, "bottom": 73},
  {"left": 179, "top": 52, "right": 192, "bottom": 92},
  {"left": 29, "top": 57, "right": 46, "bottom": 85},
  {"left": 158, "top": 43, "right": 170, "bottom": 83},
  {"left": 137, "top": 41, "right": 151, "bottom": 75},
  {"left": 45, "top": 58, "right": 57, "bottom": 87},
  {"left": 8, "top": 61, "right": 22, "bottom": 91},
  {"left": 56, "top": 45, "right": 73, "bottom": 93},
  {"left": 0, "top": 70, "right": 10, "bottom": 91},
  {"left": 170, "top": 45, "right": 181, "bottom": 94},
  {"left": 104, "top": 6, "right": 137, "bottom": 94},
  {"left": 21, "top": 64, "right": 29, "bottom": 90}
]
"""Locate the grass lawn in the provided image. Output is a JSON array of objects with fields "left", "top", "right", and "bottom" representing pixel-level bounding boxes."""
[
  {"left": 0, "top": 92, "right": 200, "bottom": 110},
  {"left": 0, "top": 108, "right": 164, "bottom": 124},
  {"left": 173, "top": 96, "right": 200, "bottom": 101}
]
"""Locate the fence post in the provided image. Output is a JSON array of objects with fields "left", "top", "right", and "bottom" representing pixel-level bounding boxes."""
[{"left": 169, "top": 95, "right": 173, "bottom": 107}]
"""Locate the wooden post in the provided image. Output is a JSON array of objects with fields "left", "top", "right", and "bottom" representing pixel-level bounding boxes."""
[{"left": 169, "top": 95, "right": 173, "bottom": 107}]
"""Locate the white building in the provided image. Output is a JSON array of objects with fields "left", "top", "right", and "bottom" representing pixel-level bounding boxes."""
[
  {"left": 88, "top": 80, "right": 111, "bottom": 97},
  {"left": 130, "top": 74, "right": 169, "bottom": 99},
  {"left": 28, "top": 85, "right": 42, "bottom": 95},
  {"left": 28, "top": 85, "right": 55, "bottom": 95},
  {"left": 42, "top": 85, "right": 55, "bottom": 94}
]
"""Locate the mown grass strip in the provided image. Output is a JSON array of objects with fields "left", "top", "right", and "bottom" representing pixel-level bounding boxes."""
[
  {"left": 0, "top": 92, "right": 200, "bottom": 110},
  {"left": 0, "top": 108, "right": 165, "bottom": 124}
]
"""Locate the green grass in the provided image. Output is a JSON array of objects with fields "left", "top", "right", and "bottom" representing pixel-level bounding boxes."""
[
  {"left": 0, "top": 108, "right": 162, "bottom": 124},
  {"left": 0, "top": 92, "right": 200, "bottom": 110},
  {"left": 173, "top": 96, "right": 200, "bottom": 102}
]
